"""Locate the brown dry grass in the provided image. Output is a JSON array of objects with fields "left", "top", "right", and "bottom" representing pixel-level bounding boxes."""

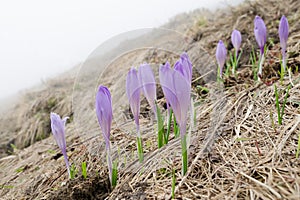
[{"left": 1, "top": 0, "right": 300, "bottom": 199}]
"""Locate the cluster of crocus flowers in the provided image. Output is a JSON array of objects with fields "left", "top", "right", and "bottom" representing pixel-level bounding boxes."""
[
  {"left": 50, "top": 112, "right": 70, "bottom": 177},
  {"left": 159, "top": 52, "right": 192, "bottom": 175},
  {"left": 95, "top": 85, "right": 117, "bottom": 187},
  {"left": 254, "top": 15, "right": 267, "bottom": 79}
]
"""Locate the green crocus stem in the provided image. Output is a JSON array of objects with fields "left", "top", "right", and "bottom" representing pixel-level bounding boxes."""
[
  {"left": 181, "top": 134, "right": 188, "bottom": 176},
  {"left": 156, "top": 102, "right": 164, "bottom": 148},
  {"left": 111, "top": 160, "right": 118, "bottom": 187},
  {"left": 136, "top": 136, "right": 144, "bottom": 163}
]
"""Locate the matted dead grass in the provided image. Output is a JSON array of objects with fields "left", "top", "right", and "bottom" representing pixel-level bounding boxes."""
[{"left": 0, "top": 0, "right": 300, "bottom": 199}]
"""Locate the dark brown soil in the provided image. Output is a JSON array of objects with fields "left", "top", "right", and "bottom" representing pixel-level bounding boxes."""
[{"left": 47, "top": 175, "right": 111, "bottom": 200}]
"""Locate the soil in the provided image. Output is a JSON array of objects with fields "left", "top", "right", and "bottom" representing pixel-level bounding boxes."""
[{"left": 1, "top": 0, "right": 300, "bottom": 199}]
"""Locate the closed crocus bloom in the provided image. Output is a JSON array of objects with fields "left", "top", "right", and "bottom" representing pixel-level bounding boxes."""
[
  {"left": 159, "top": 62, "right": 191, "bottom": 137},
  {"left": 216, "top": 40, "right": 227, "bottom": 77},
  {"left": 50, "top": 112, "right": 70, "bottom": 177},
  {"left": 138, "top": 63, "right": 157, "bottom": 114},
  {"left": 279, "top": 15, "right": 289, "bottom": 51},
  {"left": 279, "top": 15, "right": 289, "bottom": 71},
  {"left": 231, "top": 29, "right": 242, "bottom": 57},
  {"left": 95, "top": 85, "right": 113, "bottom": 149},
  {"left": 126, "top": 68, "right": 141, "bottom": 136},
  {"left": 254, "top": 16, "right": 267, "bottom": 55},
  {"left": 174, "top": 52, "right": 193, "bottom": 84}
]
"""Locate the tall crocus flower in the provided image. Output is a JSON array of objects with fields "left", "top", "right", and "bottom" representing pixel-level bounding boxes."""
[
  {"left": 138, "top": 63, "right": 157, "bottom": 115},
  {"left": 216, "top": 40, "right": 227, "bottom": 78},
  {"left": 254, "top": 15, "right": 267, "bottom": 77},
  {"left": 231, "top": 29, "right": 242, "bottom": 58},
  {"left": 126, "top": 67, "right": 144, "bottom": 162},
  {"left": 50, "top": 112, "right": 70, "bottom": 177},
  {"left": 95, "top": 85, "right": 114, "bottom": 185},
  {"left": 279, "top": 15, "right": 289, "bottom": 71},
  {"left": 95, "top": 85, "right": 113, "bottom": 150},
  {"left": 174, "top": 52, "right": 193, "bottom": 84},
  {"left": 159, "top": 61, "right": 191, "bottom": 175},
  {"left": 174, "top": 52, "right": 193, "bottom": 147}
]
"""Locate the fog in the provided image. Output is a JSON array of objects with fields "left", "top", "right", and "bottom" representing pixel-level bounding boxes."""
[{"left": 0, "top": 0, "right": 244, "bottom": 100}]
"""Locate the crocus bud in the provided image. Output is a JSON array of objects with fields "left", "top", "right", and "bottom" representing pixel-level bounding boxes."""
[
  {"left": 50, "top": 112, "right": 70, "bottom": 177},
  {"left": 254, "top": 16, "right": 267, "bottom": 55},
  {"left": 126, "top": 67, "right": 141, "bottom": 136},
  {"left": 159, "top": 62, "right": 191, "bottom": 137},
  {"left": 216, "top": 40, "right": 227, "bottom": 77},
  {"left": 95, "top": 85, "right": 113, "bottom": 150},
  {"left": 138, "top": 63, "right": 156, "bottom": 114},
  {"left": 231, "top": 29, "right": 242, "bottom": 57},
  {"left": 279, "top": 15, "right": 289, "bottom": 68},
  {"left": 174, "top": 52, "right": 193, "bottom": 84}
]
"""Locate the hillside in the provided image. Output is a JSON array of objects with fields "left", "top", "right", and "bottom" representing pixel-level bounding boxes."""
[{"left": 1, "top": 0, "right": 300, "bottom": 199}]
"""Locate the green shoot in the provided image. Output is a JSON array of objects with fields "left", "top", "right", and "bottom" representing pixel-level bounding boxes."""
[
  {"left": 196, "top": 85, "right": 209, "bottom": 94},
  {"left": 296, "top": 132, "right": 300, "bottom": 158},
  {"left": 156, "top": 102, "right": 165, "bottom": 148},
  {"left": 250, "top": 46, "right": 258, "bottom": 81},
  {"left": 172, "top": 167, "right": 176, "bottom": 199},
  {"left": 111, "top": 160, "right": 118, "bottom": 187},
  {"left": 229, "top": 50, "right": 242, "bottom": 76},
  {"left": 15, "top": 167, "right": 24, "bottom": 173},
  {"left": 279, "top": 58, "right": 285, "bottom": 85},
  {"left": 70, "top": 163, "right": 77, "bottom": 179},
  {"left": 225, "top": 61, "right": 231, "bottom": 77},
  {"left": 81, "top": 161, "right": 87, "bottom": 179},
  {"left": 274, "top": 84, "right": 291, "bottom": 125}
]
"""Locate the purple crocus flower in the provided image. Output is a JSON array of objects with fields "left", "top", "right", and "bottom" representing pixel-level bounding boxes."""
[
  {"left": 95, "top": 85, "right": 113, "bottom": 183},
  {"left": 174, "top": 52, "right": 193, "bottom": 84},
  {"left": 138, "top": 63, "right": 157, "bottom": 115},
  {"left": 95, "top": 85, "right": 113, "bottom": 150},
  {"left": 254, "top": 16, "right": 267, "bottom": 56},
  {"left": 126, "top": 67, "right": 141, "bottom": 136},
  {"left": 159, "top": 62, "right": 191, "bottom": 137},
  {"left": 50, "top": 112, "right": 70, "bottom": 177},
  {"left": 216, "top": 40, "right": 227, "bottom": 77},
  {"left": 231, "top": 29, "right": 242, "bottom": 58},
  {"left": 279, "top": 15, "right": 289, "bottom": 71}
]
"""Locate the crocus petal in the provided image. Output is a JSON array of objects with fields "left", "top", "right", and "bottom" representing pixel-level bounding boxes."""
[
  {"left": 50, "top": 112, "right": 70, "bottom": 176},
  {"left": 254, "top": 16, "right": 267, "bottom": 54},
  {"left": 174, "top": 52, "right": 193, "bottom": 84},
  {"left": 126, "top": 67, "right": 141, "bottom": 132},
  {"left": 159, "top": 62, "right": 191, "bottom": 136},
  {"left": 95, "top": 85, "right": 113, "bottom": 149},
  {"left": 138, "top": 63, "right": 157, "bottom": 114},
  {"left": 279, "top": 15, "right": 289, "bottom": 53},
  {"left": 50, "top": 112, "right": 67, "bottom": 151},
  {"left": 216, "top": 40, "right": 227, "bottom": 76},
  {"left": 231, "top": 29, "right": 242, "bottom": 52}
]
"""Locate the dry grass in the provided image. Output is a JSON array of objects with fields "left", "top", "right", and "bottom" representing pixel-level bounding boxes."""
[{"left": 0, "top": 0, "right": 300, "bottom": 199}]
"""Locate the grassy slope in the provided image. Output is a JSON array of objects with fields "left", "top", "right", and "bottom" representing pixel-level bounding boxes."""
[{"left": 1, "top": 0, "right": 300, "bottom": 199}]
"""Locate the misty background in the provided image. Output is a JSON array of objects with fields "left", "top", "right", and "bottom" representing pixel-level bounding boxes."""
[{"left": 0, "top": 0, "right": 244, "bottom": 101}]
